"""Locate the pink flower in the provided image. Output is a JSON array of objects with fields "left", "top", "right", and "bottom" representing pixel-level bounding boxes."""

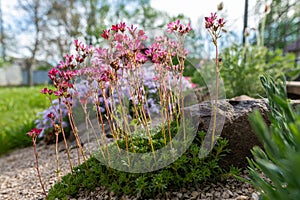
[
  {"left": 111, "top": 24, "right": 119, "bottom": 32},
  {"left": 152, "top": 50, "right": 167, "bottom": 63},
  {"left": 205, "top": 13, "right": 217, "bottom": 29},
  {"left": 75, "top": 54, "right": 84, "bottom": 63},
  {"left": 27, "top": 128, "right": 42, "bottom": 138},
  {"left": 184, "top": 77, "right": 197, "bottom": 88},
  {"left": 167, "top": 19, "right": 192, "bottom": 35},
  {"left": 47, "top": 89, "right": 53, "bottom": 95},
  {"left": 113, "top": 33, "right": 124, "bottom": 42},
  {"left": 64, "top": 54, "right": 74, "bottom": 65},
  {"left": 57, "top": 60, "right": 65, "bottom": 69},
  {"left": 127, "top": 24, "right": 137, "bottom": 35},
  {"left": 101, "top": 29, "right": 110, "bottom": 40},
  {"left": 138, "top": 30, "right": 148, "bottom": 40},
  {"left": 136, "top": 52, "right": 148, "bottom": 64},
  {"left": 191, "top": 83, "right": 197, "bottom": 88},
  {"left": 60, "top": 70, "right": 75, "bottom": 81},
  {"left": 218, "top": 18, "right": 225, "bottom": 27},
  {"left": 47, "top": 112, "right": 55, "bottom": 119},
  {"left": 210, "top": 12, "right": 217, "bottom": 21},
  {"left": 54, "top": 89, "right": 63, "bottom": 97},
  {"left": 48, "top": 68, "right": 60, "bottom": 80},
  {"left": 178, "top": 23, "right": 192, "bottom": 34},
  {"left": 60, "top": 81, "right": 71, "bottom": 89},
  {"left": 167, "top": 19, "right": 180, "bottom": 33},
  {"left": 41, "top": 87, "right": 48, "bottom": 94},
  {"left": 74, "top": 39, "right": 80, "bottom": 49},
  {"left": 118, "top": 22, "right": 126, "bottom": 32},
  {"left": 205, "top": 17, "right": 213, "bottom": 29},
  {"left": 204, "top": 13, "right": 225, "bottom": 30},
  {"left": 98, "top": 69, "right": 112, "bottom": 82}
]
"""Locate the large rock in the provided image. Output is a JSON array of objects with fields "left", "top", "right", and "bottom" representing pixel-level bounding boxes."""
[
  {"left": 186, "top": 99, "right": 269, "bottom": 168},
  {"left": 190, "top": 98, "right": 300, "bottom": 168}
]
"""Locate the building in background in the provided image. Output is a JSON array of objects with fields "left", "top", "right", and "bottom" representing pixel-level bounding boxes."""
[
  {"left": 0, "top": 58, "right": 52, "bottom": 86},
  {"left": 284, "top": 37, "right": 300, "bottom": 66}
]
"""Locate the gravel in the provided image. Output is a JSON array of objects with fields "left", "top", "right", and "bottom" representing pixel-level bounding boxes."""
[{"left": 0, "top": 132, "right": 260, "bottom": 200}]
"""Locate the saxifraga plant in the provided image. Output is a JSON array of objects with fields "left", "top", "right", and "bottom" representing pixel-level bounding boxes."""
[
  {"left": 27, "top": 128, "right": 47, "bottom": 198},
  {"left": 204, "top": 12, "right": 225, "bottom": 150},
  {"left": 247, "top": 74, "right": 300, "bottom": 200},
  {"left": 48, "top": 121, "right": 236, "bottom": 199},
  {"left": 33, "top": 15, "right": 236, "bottom": 199},
  {"left": 31, "top": 18, "right": 197, "bottom": 196}
]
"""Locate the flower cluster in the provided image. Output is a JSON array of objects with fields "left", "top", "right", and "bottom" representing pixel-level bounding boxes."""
[
  {"left": 27, "top": 128, "right": 42, "bottom": 138},
  {"left": 35, "top": 99, "right": 69, "bottom": 138},
  {"left": 167, "top": 19, "right": 192, "bottom": 35},
  {"left": 204, "top": 12, "right": 225, "bottom": 151},
  {"left": 30, "top": 20, "right": 198, "bottom": 195},
  {"left": 36, "top": 20, "right": 194, "bottom": 150},
  {"left": 204, "top": 13, "right": 225, "bottom": 44},
  {"left": 205, "top": 13, "right": 225, "bottom": 29}
]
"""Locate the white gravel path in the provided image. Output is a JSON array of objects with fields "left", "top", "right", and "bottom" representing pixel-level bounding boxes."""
[{"left": 0, "top": 129, "right": 260, "bottom": 200}]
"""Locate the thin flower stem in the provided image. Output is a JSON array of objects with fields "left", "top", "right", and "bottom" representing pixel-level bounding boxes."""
[
  {"left": 211, "top": 42, "right": 219, "bottom": 151},
  {"left": 204, "top": 13, "right": 225, "bottom": 151},
  {"left": 68, "top": 112, "right": 89, "bottom": 169},
  {"left": 166, "top": 92, "right": 174, "bottom": 160},
  {"left": 100, "top": 84, "right": 120, "bottom": 153},
  {"left": 32, "top": 138, "right": 47, "bottom": 197},
  {"left": 58, "top": 99, "right": 73, "bottom": 172},
  {"left": 55, "top": 133, "right": 60, "bottom": 181},
  {"left": 87, "top": 110, "right": 105, "bottom": 156},
  {"left": 78, "top": 99, "right": 104, "bottom": 158},
  {"left": 140, "top": 100, "right": 156, "bottom": 158},
  {"left": 49, "top": 118, "right": 60, "bottom": 181},
  {"left": 158, "top": 84, "right": 167, "bottom": 145},
  {"left": 66, "top": 107, "right": 81, "bottom": 166},
  {"left": 115, "top": 83, "right": 134, "bottom": 157},
  {"left": 47, "top": 97, "right": 61, "bottom": 180},
  {"left": 96, "top": 105, "right": 111, "bottom": 165},
  {"left": 180, "top": 65, "right": 186, "bottom": 146}
]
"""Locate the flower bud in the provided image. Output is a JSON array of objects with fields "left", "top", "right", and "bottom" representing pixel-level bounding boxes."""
[
  {"left": 244, "top": 27, "right": 250, "bottom": 37},
  {"left": 217, "top": 2, "right": 223, "bottom": 11},
  {"left": 264, "top": 4, "right": 271, "bottom": 14}
]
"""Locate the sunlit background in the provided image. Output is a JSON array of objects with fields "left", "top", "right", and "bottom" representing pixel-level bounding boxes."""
[{"left": 1, "top": 0, "right": 298, "bottom": 63}]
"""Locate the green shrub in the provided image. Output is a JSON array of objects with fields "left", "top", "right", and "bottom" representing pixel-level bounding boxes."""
[
  {"left": 48, "top": 122, "right": 239, "bottom": 199},
  {"left": 220, "top": 44, "right": 297, "bottom": 98},
  {"left": 0, "top": 86, "right": 51, "bottom": 155},
  {"left": 247, "top": 74, "right": 300, "bottom": 200},
  {"left": 0, "top": 58, "right": 13, "bottom": 68}
]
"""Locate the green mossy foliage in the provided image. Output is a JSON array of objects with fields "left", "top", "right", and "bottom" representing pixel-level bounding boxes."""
[{"left": 48, "top": 123, "right": 237, "bottom": 199}]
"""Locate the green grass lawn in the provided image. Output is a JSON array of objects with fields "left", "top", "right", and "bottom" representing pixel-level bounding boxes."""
[{"left": 0, "top": 85, "right": 51, "bottom": 156}]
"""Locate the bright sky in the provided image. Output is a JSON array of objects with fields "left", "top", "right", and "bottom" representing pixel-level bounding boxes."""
[
  {"left": 3, "top": 0, "right": 261, "bottom": 30},
  {"left": 150, "top": 0, "right": 259, "bottom": 33},
  {"left": 1, "top": 0, "right": 264, "bottom": 58}
]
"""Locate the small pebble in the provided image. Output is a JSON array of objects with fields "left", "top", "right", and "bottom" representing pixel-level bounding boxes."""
[{"left": 251, "top": 192, "right": 259, "bottom": 200}]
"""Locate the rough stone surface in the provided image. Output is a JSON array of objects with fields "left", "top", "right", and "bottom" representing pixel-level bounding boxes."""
[
  {"left": 191, "top": 98, "right": 300, "bottom": 168},
  {"left": 186, "top": 99, "right": 269, "bottom": 168}
]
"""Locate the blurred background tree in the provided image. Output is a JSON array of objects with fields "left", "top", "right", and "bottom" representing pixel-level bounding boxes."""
[
  {"left": 2, "top": 0, "right": 299, "bottom": 91},
  {"left": 13, "top": 0, "right": 175, "bottom": 66},
  {"left": 254, "top": 0, "right": 300, "bottom": 50},
  {"left": 17, "top": 0, "right": 51, "bottom": 86}
]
